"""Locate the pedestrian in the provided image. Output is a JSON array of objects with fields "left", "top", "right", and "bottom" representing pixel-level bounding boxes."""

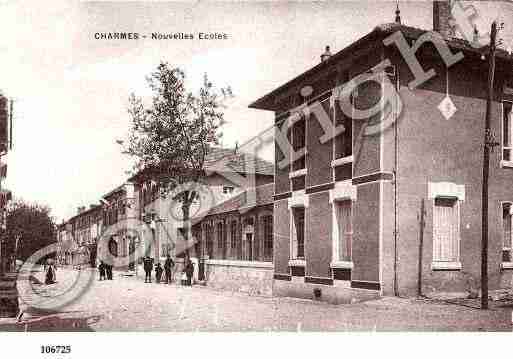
[
  {"left": 45, "top": 262, "right": 55, "bottom": 285},
  {"left": 164, "top": 254, "right": 174, "bottom": 284},
  {"left": 155, "top": 263, "right": 163, "bottom": 283},
  {"left": 143, "top": 256, "right": 154, "bottom": 283},
  {"left": 98, "top": 261, "right": 106, "bottom": 281},
  {"left": 185, "top": 259, "right": 194, "bottom": 286},
  {"left": 106, "top": 264, "right": 113, "bottom": 280},
  {"left": 51, "top": 263, "right": 57, "bottom": 283}
]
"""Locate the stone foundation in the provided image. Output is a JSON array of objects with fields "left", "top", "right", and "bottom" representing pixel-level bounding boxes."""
[
  {"left": 204, "top": 260, "right": 273, "bottom": 296},
  {"left": 273, "top": 279, "right": 380, "bottom": 304}
]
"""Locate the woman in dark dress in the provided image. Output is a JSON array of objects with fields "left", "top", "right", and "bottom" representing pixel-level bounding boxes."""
[{"left": 45, "top": 264, "right": 55, "bottom": 285}]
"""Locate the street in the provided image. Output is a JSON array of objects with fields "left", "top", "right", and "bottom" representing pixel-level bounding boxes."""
[{"left": 0, "top": 267, "right": 511, "bottom": 331}]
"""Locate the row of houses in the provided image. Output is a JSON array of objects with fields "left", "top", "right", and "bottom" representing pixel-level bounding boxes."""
[{"left": 58, "top": 1, "right": 513, "bottom": 303}]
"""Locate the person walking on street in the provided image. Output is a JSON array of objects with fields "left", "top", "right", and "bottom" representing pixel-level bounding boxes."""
[
  {"left": 185, "top": 259, "right": 194, "bottom": 286},
  {"left": 155, "top": 263, "right": 163, "bottom": 283},
  {"left": 98, "top": 261, "right": 106, "bottom": 281},
  {"left": 106, "top": 263, "right": 113, "bottom": 280},
  {"left": 45, "top": 260, "right": 56, "bottom": 285},
  {"left": 164, "top": 254, "right": 174, "bottom": 284},
  {"left": 143, "top": 256, "right": 154, "bottom": 283}
]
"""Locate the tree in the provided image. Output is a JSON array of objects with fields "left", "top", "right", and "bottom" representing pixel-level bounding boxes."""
[
  {"left": 124, "top": 62, "right": 232, "bottom": 259},
  {"left": 5, "top": 199, "right": 57, "bottom": 263}
]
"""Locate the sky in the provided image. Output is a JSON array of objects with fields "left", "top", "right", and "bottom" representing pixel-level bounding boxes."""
[{"left": 0, "top": 0, "right": 511, "bottom": 222}]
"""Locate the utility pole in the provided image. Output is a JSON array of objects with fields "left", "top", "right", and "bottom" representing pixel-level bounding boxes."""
[{"left": 481, "top": 21, "right": 499, "bottom": 310}]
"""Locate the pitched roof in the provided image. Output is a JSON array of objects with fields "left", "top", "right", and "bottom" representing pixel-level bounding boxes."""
[
  {"left": 203, "top": 147, "right": 274, "bottom": 176},
  {"left": 192, "top": 183, "right": 274, "bottom": 224},
  {"left": 66, "top": 204, "right": 102, "bottom": 223},
  {"left": 128, "top": 146, "right": 274, "bottom": 182},
  {"left": 250, "top": 22, "right": 513, "bottom": 111},
  {"left": 102, "top": 185, "right": 125, "bottom": 200}
]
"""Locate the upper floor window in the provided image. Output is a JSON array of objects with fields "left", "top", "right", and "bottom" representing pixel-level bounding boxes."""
[
  {"left": 503, "top": 101, "right": 512, "bottom": 161},
  {"left": 291, "top": 117, "right": 306, "bottom": 171},
  {"left": 433, "top": 197, "right": 460, "bottom": 264},
  {"left": 334, "top": 104, "right": 352, "bottom": 160},
  {"left": 334, "top": 71, "right": 352, "bottom": 160}
]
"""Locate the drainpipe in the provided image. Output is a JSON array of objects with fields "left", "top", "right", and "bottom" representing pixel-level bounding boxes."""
[{"left": 392, "top": 65, "right": 399, "bottom": 297}]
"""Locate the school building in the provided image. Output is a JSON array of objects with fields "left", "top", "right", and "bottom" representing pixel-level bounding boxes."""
[{"left": 249, "top": 1, "right": 513, "bottom": 302}]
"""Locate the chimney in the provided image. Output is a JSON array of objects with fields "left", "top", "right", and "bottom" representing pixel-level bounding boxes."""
[
  {"left": 320, "top": 46, "right": 332, "bottom": 62},
  {"left": 433, "top": 0, "right": 453, "bottom": 38}
]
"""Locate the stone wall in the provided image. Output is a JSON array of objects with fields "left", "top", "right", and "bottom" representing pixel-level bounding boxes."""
[{"left": 204, "top": 260, "right": 273, "bottom": 296}]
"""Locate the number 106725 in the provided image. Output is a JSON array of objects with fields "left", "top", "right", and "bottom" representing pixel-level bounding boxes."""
[{"left": 40, "top": 346, "right": 71, "bottom": 354}]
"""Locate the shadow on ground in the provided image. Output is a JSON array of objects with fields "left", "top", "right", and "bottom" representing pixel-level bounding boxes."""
[{"left": 0, "top": 312, "right": 102, "bottom": 332}]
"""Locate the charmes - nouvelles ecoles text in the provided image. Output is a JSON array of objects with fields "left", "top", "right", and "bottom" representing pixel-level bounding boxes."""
[{"left": 94, "top": 32, "right": 228, "bottom": 40}]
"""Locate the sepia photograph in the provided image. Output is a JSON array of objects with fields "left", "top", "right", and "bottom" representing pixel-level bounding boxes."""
[{"left": 0, "top": 0, "right": 513, "bottom": 346}]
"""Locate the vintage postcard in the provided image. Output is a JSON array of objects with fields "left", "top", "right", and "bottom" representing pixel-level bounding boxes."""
[{"left": 0, "top": 0, "right": 513, "bottom": 352}]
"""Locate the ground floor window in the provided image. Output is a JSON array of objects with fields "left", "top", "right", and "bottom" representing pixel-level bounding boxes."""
[
  {"left": 216, "top": 222, "right": 226, "bottom": 259},
  {"left": 242, "top": 217, "right": 254, "bottom": 261},
  {"left": 503, "top": 202, "right": 512, "bottom": 262},
  {"left": 291, "top": 207, "right": 305, "bottom": 259},
  {"left": 433, "top": 197, "right": 460, "bottom": 262},
  {"left": 334, "top": 200, "right": 352, "bottom": 261},
  {"left": 205, "top": 224, "right": 213, "bottom": 258},
  {"left": 229, "top": 219, "right": 241, "bottom": 260},
  {"left": 262, "top": 215, "right": 273, "bottom": 261}
]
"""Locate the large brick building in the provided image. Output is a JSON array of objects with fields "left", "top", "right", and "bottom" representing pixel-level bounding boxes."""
[{"left": 250, "top": 1, "right": 513, "bottom": 302}]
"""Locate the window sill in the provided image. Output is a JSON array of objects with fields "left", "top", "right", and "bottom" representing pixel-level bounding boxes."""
[
  {"left": 431, "top": 261, "right": 462, "bottom": 271},
  {"left": 288, "top": 191, "right": 309, "bottom": 208},
  {"left": 289, "top": 168, "right": 307, "bottom": 179},
  {"left": 288, "top": 259, "right": 306, "bottom": 267},
  {"left": 330, "top": 261, "right": 353, "bottom": 269},
  {"left": 501, "top": 262, "right": 513, "bottom": 270},
  {"left": 331, "top": 155, "right": 353, "bottom": 168},
  {"left": 500, "top": 160, "right": 513, "bottom": 168}
]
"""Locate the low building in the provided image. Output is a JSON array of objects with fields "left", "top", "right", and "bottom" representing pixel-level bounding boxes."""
[{"left": 191, "top": 183, "right": 274, "bottom": 295}]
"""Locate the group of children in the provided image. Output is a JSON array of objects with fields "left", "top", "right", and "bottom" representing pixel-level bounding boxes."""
[
  {"left": 143, "top": 254, "right": 176, "bottom": 284},
  {"left": 97, "top": 254, "right": 195, "bottom": 285},
  {"left": 143, "top": 255, "right": 195, "bottom": 285}
]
